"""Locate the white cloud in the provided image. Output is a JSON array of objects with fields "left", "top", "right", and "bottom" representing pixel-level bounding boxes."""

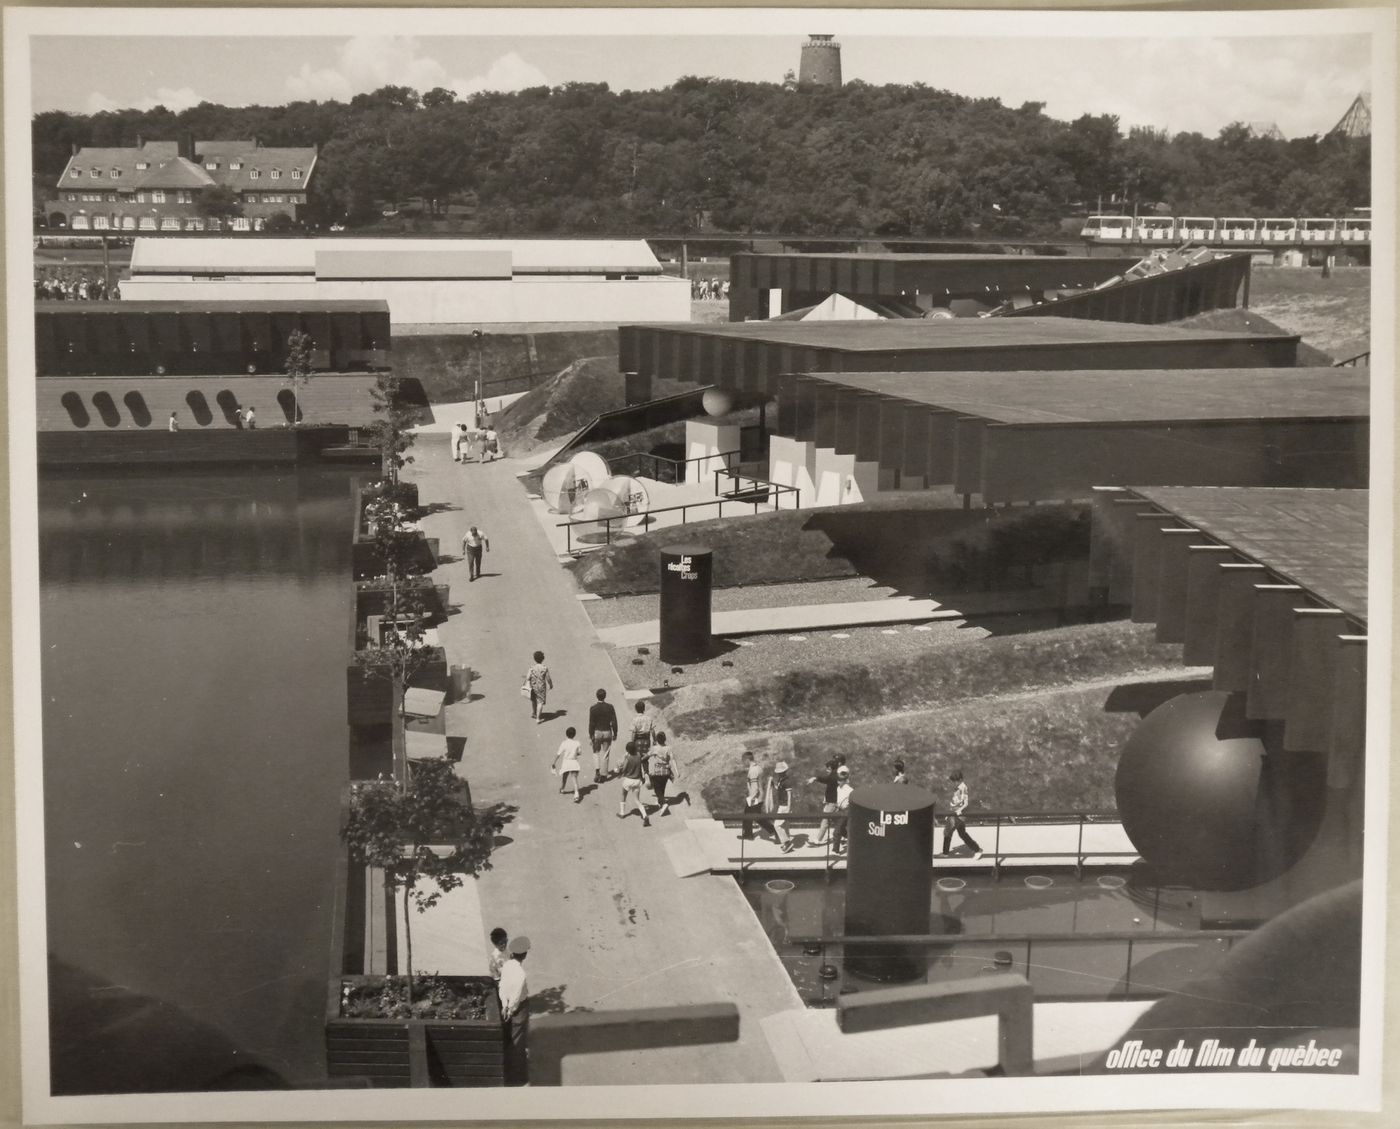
[
  {"left": 285, "top": 37, "right": 550, "bottom": 103},
  {"left": 86, "top": 86, "right": 205, "bottom": 114},
  {"left": 451, "top": 52, "right": 551, "bottom": 98}
]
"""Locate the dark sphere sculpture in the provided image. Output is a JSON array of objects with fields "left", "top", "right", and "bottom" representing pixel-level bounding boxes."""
[{"left": 1115, "top": 690, "right": 1325, "bottom": 891}]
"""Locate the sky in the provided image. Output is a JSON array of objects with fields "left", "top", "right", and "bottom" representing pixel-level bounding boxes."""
[{"left": 29, "top": 27, "right": 1372, "bottom": 139}]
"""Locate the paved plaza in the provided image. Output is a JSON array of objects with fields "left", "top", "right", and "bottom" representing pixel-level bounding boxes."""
[{"left": 402, "top": 426, "right": 1147, "bottom": 1083}]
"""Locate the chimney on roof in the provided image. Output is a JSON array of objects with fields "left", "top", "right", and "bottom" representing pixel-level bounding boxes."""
[
  {"left": 252, "top": 136, "right": 259, "bottom": 149},
  {"left": 179, "top": 131, "right": 195, "bottom": 161},
  {"left": 71, "top": 142, "right": 78, "bottom": 156},
  {"left": 135, "top": 134, "right": 143, "bottom": 150}
]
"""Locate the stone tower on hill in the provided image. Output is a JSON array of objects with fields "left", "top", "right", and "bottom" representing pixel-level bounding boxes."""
[{"left": 799, "top": 34, "right": 842, "bottom": 87}]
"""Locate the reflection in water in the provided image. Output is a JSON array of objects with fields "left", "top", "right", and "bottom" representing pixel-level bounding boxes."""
[
  {"left": 742, "top": 869, "right": 1222, "bottom": 1007},
  {"left": 40, "top": 467, "right": 357, "bottom": 1094}
]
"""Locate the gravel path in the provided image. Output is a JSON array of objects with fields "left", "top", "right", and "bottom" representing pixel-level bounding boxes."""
[{"left": 581, "top": 575, "right": 900, "bottom": 629}]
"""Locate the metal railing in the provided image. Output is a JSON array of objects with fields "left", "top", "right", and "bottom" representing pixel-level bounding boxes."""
[
  {"left": 555, "top": 473, "right": 800, "bottom": 554},
  {"left": 608, "top": 447, "right": 741, "bottom": 485},
  {"left": 711, "top": 809, "right": 1133, "bottom": 880},
  {"left": 1334, "top": 350, "right": 1370, "bottom": 367},
  {"left": 712, "top": 466, "right": 804, "bottom": 509},
  {"left": 783, "top": 928, "right": 1251, "bottom": 1004}
]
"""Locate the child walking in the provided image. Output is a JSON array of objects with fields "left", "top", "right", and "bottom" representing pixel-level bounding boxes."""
[{"left": 552, "top": 726, "right": 583, "bottom": 803}]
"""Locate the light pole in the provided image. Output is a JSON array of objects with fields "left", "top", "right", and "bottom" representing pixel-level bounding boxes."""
[{"left": 472, "top": 328, "right": 483, "bottom": 421}]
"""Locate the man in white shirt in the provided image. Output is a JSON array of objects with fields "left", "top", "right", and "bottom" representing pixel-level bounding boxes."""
[
  {"left": 938, "top": 769, "right": 984, "bottom": 859},
  {"left": 461, "top": 525, "right": 490, "bottom": 582},
  {"left": 498, "top": 935, "right": 531, "bottom": 1086}
]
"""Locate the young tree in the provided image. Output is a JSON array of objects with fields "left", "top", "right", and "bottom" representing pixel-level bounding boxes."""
[
  {"left": 342, "top": 758, "right": 510, "bottom": 1005},
  {"left": 283, "top": 328, "right": 314, "bottom": 425},
  {"left": 198, "top": 183, "right": 244, "bottom": 221},
  {"left": 368, "top": 371, "right": 417, "bottom": 482}
]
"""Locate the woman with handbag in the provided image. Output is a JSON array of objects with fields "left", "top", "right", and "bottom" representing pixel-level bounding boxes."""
[{"left": 524, "top": 651, "right": 553, "bottom": 722}]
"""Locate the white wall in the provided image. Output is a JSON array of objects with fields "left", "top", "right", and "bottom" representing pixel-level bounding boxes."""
[
  {"left": 768, "top": 435, "right": 817, "bottom": 504},
  {"left": 120, "top": 274, "right": 691, "bottom": 326},
  {"left": 685, "top": 420, "right": 740, "bottom": 487}
]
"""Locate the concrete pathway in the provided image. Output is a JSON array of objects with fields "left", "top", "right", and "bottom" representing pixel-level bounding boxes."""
[
  {"left": 404, "top": 435, "right": 798, "bottom": 1084},
  {"left": 598, "top": 597, "right": 962, "bottom": 648}
]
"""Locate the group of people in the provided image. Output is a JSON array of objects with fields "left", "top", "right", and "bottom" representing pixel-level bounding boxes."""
[
  {"left": 452, "top": 403, "right": 501, "bottom": 463},
  {"left": 35, "top": 272, "right": 115, "bottom": 301},
  {"left": 537, "top": 681, "right": 682, "bottom": 826},
  {"left": 167, "top": 404, "right": 256, "bottom": 431},
  {"left": 690, "top": 276, "right": 730, "bottom": 301},
  {"left": 738, "top": 752, "right": 984, "bottom": 859}
]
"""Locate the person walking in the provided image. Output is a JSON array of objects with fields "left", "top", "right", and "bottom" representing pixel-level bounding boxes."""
[
  {"left": 831, "top": 765, "right": 854, "bottom": 855},
  {"left": 483, "top": 426, "right": 500, "bottom": 462},
  {"left": 938, "top": 769, "right": 984, "bottom": 859},
  {"left": 739, "top": 751, "right": 773, "bottom": 842},
  {"left": 807, "top": 755, "right": 846, "bottom": 847},
  {"left": 768, "top": 760, "right": 795, "bottom": 853},
  {"left": 168, "top": 412, "right": 179, "bottom": 432},
  {"left": 646, "top": 732, "right": 677, "bottom": 816},
  {"left": 452, "top": 421, "right": 470, "bottom": 462},
  {"left": 617, "top": 741, "right": 651, "bottom": 826},
  {"left": 243, "top": 405, "right": 256, "bottom": 429},
  {"left": 498, "top": 936, "right": 531, "bottom": 1086},
  {"left": 524, "top": 651, "right": 553, "bottom": 722},
  {"left": 588, "top": 689, "right": 618, "bottom": 783},
  {"left": 461, "top": 524, "right": 490, "bottom": 581},
  {"left": 628, "top": 700, "right": 655, "bottom": 758},
  {"left": 552, "top": 726, "right": 584, "bottom": 803}
]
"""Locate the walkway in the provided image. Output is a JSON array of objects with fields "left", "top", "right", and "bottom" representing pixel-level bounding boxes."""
[
  {"left": 597, "top": 597, "right": 961, "bottom": 648},
  {"left": 404, "top": 429, "right": 798, "bottom": 1084}
]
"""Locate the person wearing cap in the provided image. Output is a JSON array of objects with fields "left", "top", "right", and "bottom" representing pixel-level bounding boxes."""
[
  {"left": 831, "top": 765, "right": 854, "bottom": 855},
  {"left": 767, "top": 760, "right": 795, "bottom": 853},
  {"left": 498, "top": 935, "right": 531, "bottom": 1085},
  {"left": 807, "top": 754, "right": 846, "bottom": 847}
]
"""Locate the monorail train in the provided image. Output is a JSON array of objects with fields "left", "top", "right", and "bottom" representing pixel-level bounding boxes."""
[{"left": 1081, "top": 213, "right": 1371, "bottom": 246}]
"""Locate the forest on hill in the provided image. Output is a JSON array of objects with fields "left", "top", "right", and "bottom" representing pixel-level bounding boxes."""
[{"left": 32, "top": 78, "right": 1370, "bottom": 237}]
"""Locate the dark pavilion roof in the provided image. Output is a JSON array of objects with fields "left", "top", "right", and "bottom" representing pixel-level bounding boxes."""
[
  {"left": 1129, "top": 486, "right": 1368, "bottom": 621},
  {"left": 806, "top": 367, "right": 1369, "bottom": 425}
]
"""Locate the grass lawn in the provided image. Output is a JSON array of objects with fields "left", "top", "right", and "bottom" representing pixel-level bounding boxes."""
[
  {"left": 1247, "top": 265, "right": 1370, "bottom": 362},
  {"left": 664, "top": 619, "right": 1185, "bottom": 737},
  {"left": 698, "top": 674, "right": 1209, "bottom": 816},
  {"left": 568, "top": 498, "right": 1087, "bottom": 597}
]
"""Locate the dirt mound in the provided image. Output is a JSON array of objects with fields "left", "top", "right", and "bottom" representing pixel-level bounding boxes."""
[{"left": 496, "top": 356, "right": 626, "bottom": 455}]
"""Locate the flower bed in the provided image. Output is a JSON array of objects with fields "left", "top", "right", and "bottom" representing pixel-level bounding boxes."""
[{"left": 326, "top": 975, "right": 505, "bottom": 1088}]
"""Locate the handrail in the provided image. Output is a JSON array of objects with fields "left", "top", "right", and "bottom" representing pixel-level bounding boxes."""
[
  {"left": 1333, "top": 350, "right": 1370, "bottom": 367},
  {"left": 554, "top": 472, "right": 800, "bottom": 554},
  {"left": 608, "top": 447, "right": 742, "bottom": 485},
  {"left": 789, "top": 928, "right": 1252, "bottom": 946},
  {"left": 711, "top": 809, "right": 1131, "bottom": 880}
]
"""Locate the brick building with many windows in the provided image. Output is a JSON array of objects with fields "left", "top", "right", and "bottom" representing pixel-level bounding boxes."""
[{"left": 52, "top": 137, "right": 317, "bottom": 233}]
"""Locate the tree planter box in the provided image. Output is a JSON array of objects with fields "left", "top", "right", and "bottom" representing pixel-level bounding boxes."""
[
  {"left": 355, "top": 578, "right": 450, "bottom": 625},
  {"left": 346, "top": 647, "right": 449, "bottom": 727},
  {"left": 352, "top": 532, "right": 440, "bottom": 582},
  {"left": 325, "top": 975, "right": 504, "bottom": 1088}
]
